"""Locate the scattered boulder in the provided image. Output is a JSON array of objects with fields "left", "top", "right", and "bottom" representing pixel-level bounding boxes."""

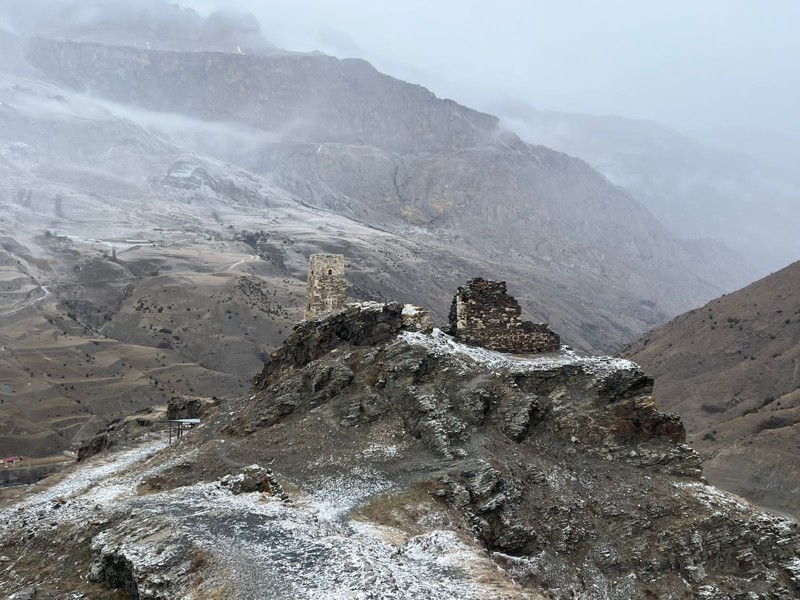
[
  {"left": 218, "top": 465, "right": 291, "bottom": 503},
  {"left": 167, "top": 396, "right": 217, "bottom": 421},
  {"left": 77, "top": 432, "right": 109, "bottom": 461}
]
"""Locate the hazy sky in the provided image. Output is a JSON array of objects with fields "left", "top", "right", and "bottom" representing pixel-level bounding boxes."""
[{"left": 189, "top": 0, "right": 800, "bottom": 138}]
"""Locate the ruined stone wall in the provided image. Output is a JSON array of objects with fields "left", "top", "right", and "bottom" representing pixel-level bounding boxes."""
[
  {"left": 305, "top": 254, "right": 347, "bottom": 319},
  {"left": 448, "top": 278, "right": 560, "bottom": 353}
]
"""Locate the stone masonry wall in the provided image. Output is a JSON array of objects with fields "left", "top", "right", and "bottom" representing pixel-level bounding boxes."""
[
  {"left": 448, "top": 278, "right": 560, "bottom": 354},
  {"left": 305, "top": 254, "right": 347, "bottom": 319}
]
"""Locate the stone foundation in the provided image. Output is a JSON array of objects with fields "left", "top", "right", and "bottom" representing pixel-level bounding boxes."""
[{"left": 448, "top": 278, "right": 560, "bottom": 354}]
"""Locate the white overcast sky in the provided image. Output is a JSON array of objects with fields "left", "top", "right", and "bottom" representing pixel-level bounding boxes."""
[{"left": 189, "top": 0, "right": 800, "bottom": 138}]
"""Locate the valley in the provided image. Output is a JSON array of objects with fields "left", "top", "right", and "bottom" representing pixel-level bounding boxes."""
[{"left": 0, "top": 26, "right": 754, "bottom": 464}]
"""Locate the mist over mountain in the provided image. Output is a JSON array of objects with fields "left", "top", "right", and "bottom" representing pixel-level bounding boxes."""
[
  {"left": 497, "top": 103, "right": 800, "bottom": 275},
  {"left": 1, "top": 0, "right": 276, "bottom": 55},
  {"left": 0, "top": 0, "right": 774, "bottom": 460}
]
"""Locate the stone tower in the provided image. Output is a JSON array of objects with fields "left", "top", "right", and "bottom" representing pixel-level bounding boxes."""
[{"left": 305, "top": 254, "right": 347, "bottom": 319}]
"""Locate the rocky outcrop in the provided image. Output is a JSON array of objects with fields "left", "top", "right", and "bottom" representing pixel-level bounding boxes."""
[
  {"left": 220, "top": 304, "right": 800, "bottom": 598},
  {"left": 167, "top": 396, "right": 217, "bottom": 421},
  {"left": 77, "top": 432, "right": 109, "bottom": 461},
  {"left": 252, "top": 302, "right": 406, "bottom": 389},
  {"left": 87, "top": 519, "right": 202, "bottom": 600},
  {"left": 2, "top": 303, "right": 799, "bottom": 598}
]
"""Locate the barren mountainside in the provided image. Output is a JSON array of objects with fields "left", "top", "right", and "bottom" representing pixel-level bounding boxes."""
[
  {"left": 623, "top": 260, "right": 800, "bottom": 517},
  {"left": 499, "top": 105, "right": 800, "bottom": 275},
  {"left": 23, "top": 37, "right": 750, "bottom": 322}
]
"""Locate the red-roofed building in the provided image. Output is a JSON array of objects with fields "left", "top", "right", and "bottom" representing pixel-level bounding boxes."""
[{"left": 2, "top": 456, "right": 22, "bottom": 464}]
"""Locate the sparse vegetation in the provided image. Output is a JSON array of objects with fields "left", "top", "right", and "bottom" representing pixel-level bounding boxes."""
[{"left": 754, "top": 415, "right": 792, "bottom": 433}]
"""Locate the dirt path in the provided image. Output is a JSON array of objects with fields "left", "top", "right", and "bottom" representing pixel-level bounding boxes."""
[
  {"left": 0, "top": 284, "right": 51, "bottom": 317},
  {"left": 225, "top": 253, "right": 258, "bottom": 272}
]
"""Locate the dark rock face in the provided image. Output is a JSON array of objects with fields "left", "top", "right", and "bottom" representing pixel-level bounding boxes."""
[
  {"left": 77, "top": 432, "right": 109, "bottom": 461},
  {"left": 87, "top": 524, "right": 198, "bottom": 600},
  {"left": 89, "top": 551, "right": 140, "bottom": 600},
  {"left": 218, "top": 305, "right": 800, "bottom": 598},
  {"left": 252, "top": 302, "right": 404, "bottom": 390},
  {"left": 167, "top": 396, "right": 216, "bottom": 421},
  {"left": 448, "top": 278, "right": 560, "bottom": 354}
]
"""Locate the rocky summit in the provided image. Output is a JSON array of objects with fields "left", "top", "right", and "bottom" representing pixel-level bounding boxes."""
[{"left": 1, "top": 295, "right": 798, "bottom": 599}]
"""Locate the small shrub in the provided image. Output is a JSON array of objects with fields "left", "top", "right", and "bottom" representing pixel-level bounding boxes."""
[{"left": 754, "top": 415, "right": 792, "bottom": 433}]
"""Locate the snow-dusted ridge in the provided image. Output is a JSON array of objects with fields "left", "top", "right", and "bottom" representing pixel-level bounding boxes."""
[
  {"left": 0, "top": 434, "right": 527, "bottom": 599},
  {"left": 399, "top": 326, "right": 639, "bottom": 377}
]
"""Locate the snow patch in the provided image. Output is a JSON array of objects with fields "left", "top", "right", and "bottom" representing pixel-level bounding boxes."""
[
  {"left": 399, "top": 328, "right": 639, "bottom": 377},
  {"left": 307, "top": 466, "right": 392, "bottom": 521},
  {"left": 361, "top": 443, "right": 400, "bottom": 460},
  {"left": 401, "top": 304, "right": 420, "bottom": 316}
]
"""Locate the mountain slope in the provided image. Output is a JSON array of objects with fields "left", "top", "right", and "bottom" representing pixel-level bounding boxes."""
[
  {"left": 24, "top": 38, "right": 748, "bottom": 324},
  {"left": 623, "top": 260, "right": 800, "bottom": 516},
  {"left": 0, "top": 73, "right": 673, "bottom": 458},
  {"left": 499, "top": 105, "right": 800, "bottom": 275},
  {"left": 2, "top": 302, "right": 799, "bottom": 598}
]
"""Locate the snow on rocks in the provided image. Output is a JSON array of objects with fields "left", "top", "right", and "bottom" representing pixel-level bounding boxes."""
[
  {"left": 784, "top": 558, "right": 800, "bottom": 589},
  {"left": 672, "top": 481, "right": 753, "bottom": 514},
  {"left": 0, "top": 436, "right": 170, "bottom": 537},
  {"left": 401, "top": 304, "right": 434, "bottom": 333},
  {"left": 307, "top": 466, "right": 393, "bottom": 521},
  {"left": 77, "top": 474, "right": 526, "bottom": 599},
  {"left": 399, "top": 328, "right": 639, "bottom": 377},
  {"left": 2, "top": 438, "right": 527, "bottom": 598}
]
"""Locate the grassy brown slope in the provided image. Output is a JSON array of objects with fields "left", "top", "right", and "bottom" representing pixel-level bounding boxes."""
[
  {"left": 622, "top": 260, "right": 800, "bottom": 516},
  {"left": 0, "top": 238, "right": 297, "bottom": 459}
]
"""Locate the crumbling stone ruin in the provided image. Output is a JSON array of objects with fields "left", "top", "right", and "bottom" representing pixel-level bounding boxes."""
[
  {"left": 304, "top": 254, "right": 347, "bottom": 319},
  {"left": 448, "top": 278, "right": 560, "bottom": 353}
]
